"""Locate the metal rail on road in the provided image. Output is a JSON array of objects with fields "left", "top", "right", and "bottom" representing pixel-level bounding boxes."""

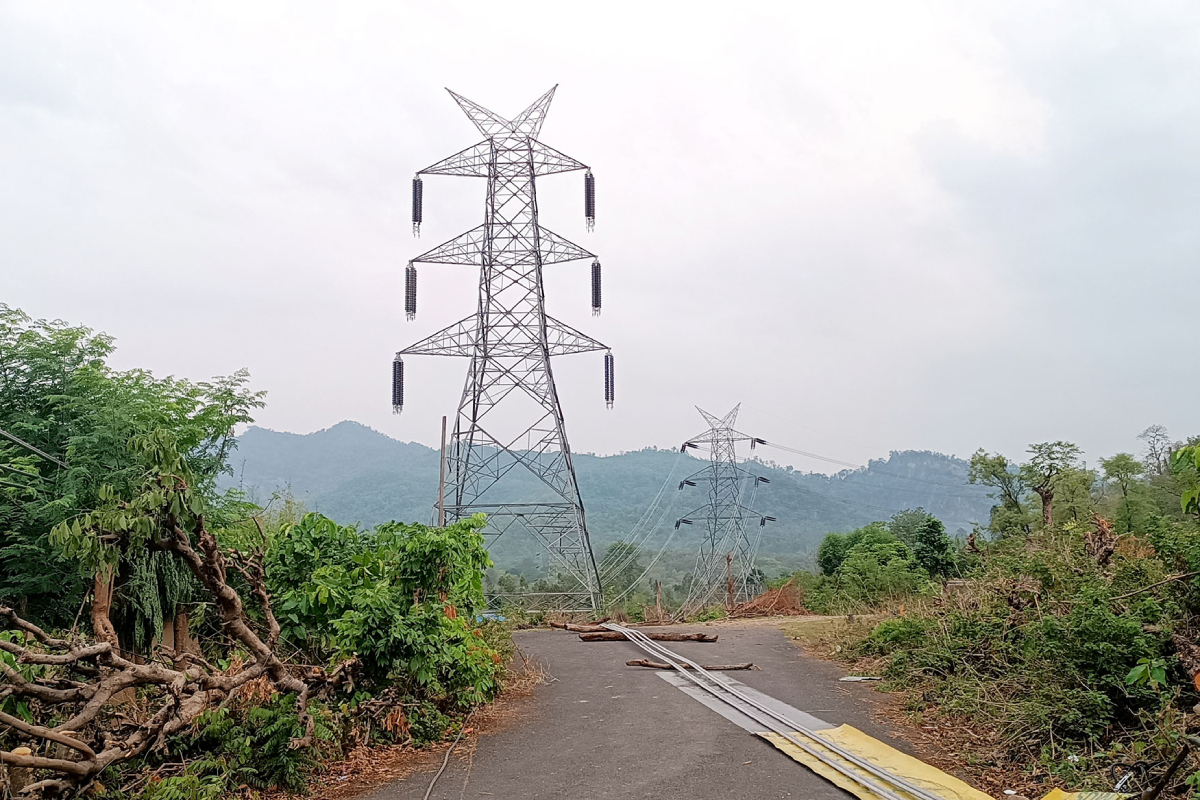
[{"left": 602, "top": 622, "right": 944, "bottom": 800}]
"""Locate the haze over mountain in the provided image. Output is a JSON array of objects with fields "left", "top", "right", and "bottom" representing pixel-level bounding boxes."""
[{"left": 220, "top": 421, "right": 996, "bottom": 565}]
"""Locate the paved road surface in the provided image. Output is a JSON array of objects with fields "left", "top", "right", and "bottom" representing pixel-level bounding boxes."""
[{"left": 369, "top": 622, "right": 918, "bottom": 800}]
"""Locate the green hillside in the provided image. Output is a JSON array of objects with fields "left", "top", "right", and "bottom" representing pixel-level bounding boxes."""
[{"left": 220, "top": 421, "right": 996, "bottom": 567}]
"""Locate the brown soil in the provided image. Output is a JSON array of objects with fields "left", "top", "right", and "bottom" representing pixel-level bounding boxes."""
[{"left": 730, "top": 579, "right": 810, "bottom": 618}]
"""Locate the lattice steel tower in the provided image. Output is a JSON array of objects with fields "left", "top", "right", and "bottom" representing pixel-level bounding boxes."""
[
  {"left": 676, "top": 405, "right": 774, "bottom": 611},
  {"left": 392, "top": 86, "right": 610, "bottom": 611}
]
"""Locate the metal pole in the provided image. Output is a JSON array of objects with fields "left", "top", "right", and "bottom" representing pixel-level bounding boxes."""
[
  {"left": 438, "top": 415, "right": 447, "bottom": 527},
  {"left": 726, "top": 553, "right": 734, "bottom": 611}
]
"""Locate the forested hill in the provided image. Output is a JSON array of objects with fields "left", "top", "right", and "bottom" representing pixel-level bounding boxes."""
[{"left": 221, "top": 421, "right": 996, "bottom": 557}]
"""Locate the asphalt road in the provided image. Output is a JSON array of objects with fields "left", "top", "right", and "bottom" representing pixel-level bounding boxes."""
[{"left": 369, "top": 621, "right": 918, "bottom": 800}]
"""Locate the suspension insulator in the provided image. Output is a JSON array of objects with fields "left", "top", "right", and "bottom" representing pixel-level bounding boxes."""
[
  {"left": 591, "top": 259, "right": 601, "bottom": 317},
  {"left": 411, "top": 176, "right": 423, "bottom": 236},
  {"left": 404, "top": 263, "right": 417, "bottom": 321},
  {"left": 392, "top": 354, "right": 405, "bottom": 414},
  {"left": 584, "top": 170, "right": 595, "bottom": 232},
  {"left": 603, "top": 351, "right": 614, "bottom": 409}
]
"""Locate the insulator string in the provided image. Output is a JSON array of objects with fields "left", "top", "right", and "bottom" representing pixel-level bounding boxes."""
[
  {"left": 411, "top": 176, "right": 423, "bottom": 237},
  {"left": 584, "top": 170, "right": 595, "bottom": 232},
  {"left": 591, "top": 259, "right": 601, "bottom": 317},
  {"left": 391, "top": 355, "right": 405, "bottom": 414},
  {"left": 603, "top": 351, "right": 614, "bottom": 409},
  {"left": 405, "top": 263, "right": 418, "bottom": 321}
]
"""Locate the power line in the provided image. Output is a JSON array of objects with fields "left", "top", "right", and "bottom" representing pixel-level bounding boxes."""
[{"left": 0, "top": 428, "right": 66, "bottom": 468}]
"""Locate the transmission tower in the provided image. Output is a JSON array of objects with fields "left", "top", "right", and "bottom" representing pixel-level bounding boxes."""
[
  {"left": 392, "top": 86, "right": 611, "bottom": 611},
  {"left": 675, "top": 405, "right": 774, "bottom": 611}
]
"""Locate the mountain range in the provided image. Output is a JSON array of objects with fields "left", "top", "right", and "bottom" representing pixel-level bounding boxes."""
[{"left": 219, "top": 421, "right": 996, "bottom": 567}]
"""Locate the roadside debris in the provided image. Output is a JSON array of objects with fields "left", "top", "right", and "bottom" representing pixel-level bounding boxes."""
[
  {"left": 626, "top": 659, "right": 757, "bottom": 671},
  {"left": 730, "top": 578, "right": 809, "bottom": 618},
  {"left": 578, "top": 631, "right": 718, "bottom": 642}
]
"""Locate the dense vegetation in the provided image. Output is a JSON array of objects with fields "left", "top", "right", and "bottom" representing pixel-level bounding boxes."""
[
  {"left": 799, "top": 432, "right": 1200, "bottom": 793},
  {"left": 0, "top": 306, "right": 509, "bottom": 799}
]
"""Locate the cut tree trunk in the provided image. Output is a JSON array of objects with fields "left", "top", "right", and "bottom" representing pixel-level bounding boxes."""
[
  {"left": 1034, "top": 487, "right": 1054, "bottom": 529},
  {"left": 90, "top": 570, "right": 117, "bottom": 647},
  {"left": 626, "top": 659, "right": 754, "bottom": 670},
  {"left": 578, "top": 632, "right": 718, "bottom": 643},
  {"left": 173, "top": 610, "right": 200, "bottom": 657}
]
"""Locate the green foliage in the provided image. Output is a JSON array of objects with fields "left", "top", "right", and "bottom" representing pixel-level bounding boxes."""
[
  {"left": 968, "top": 449, "right": 1032, "bottom": 536},
  {"left": 816, "top": 522, "right": 890, "bottom": 576},
  {"left": 911, "top": 517, "right": 954, "bottom": 577},
  {"left": 1173, "top": 446, "right": 1200, "bottom": 517},
  {"left": 267, "top": 512, "right": 502, "bottom": 706},
  {"left": 807, "top": 523, "right": 931, "bottom": 613},
  {"left": 1, "top": 304, "right": 261, "bottom": 639},
  {"left": 837, "top": 524, "right": 1189, "bottom": 758},
  {"left": 1126, "top": 657, "right": 1168, "bottom": 691},
  {"left": 887, "top": 508, "right": 934, "bottom": 547},
  {"left": 162, "top": 693, "right": 333, "bottom": 793}
]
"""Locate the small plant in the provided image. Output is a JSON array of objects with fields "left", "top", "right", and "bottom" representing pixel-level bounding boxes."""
[{"left": 1126, "top": 657, "right": 1168, "bottom": 692}]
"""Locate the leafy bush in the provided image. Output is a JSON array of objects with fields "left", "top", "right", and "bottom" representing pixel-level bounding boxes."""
[
  {"left": 807, "top": 524, "right": 931, "bottom": 613},
  {"left": 267, "top": 512, "right": 503, "bottom": 707},
  {"left": 840, "top": 526, "right": 1183, "bottom": 752}
]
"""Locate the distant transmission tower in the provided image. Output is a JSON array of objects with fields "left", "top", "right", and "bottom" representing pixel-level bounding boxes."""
[
  {"left": 392, "top": 86, "right": 611, "bottom": 611},
  {"left": 676, "top": 405, "right": 774, "bottom": 611}
]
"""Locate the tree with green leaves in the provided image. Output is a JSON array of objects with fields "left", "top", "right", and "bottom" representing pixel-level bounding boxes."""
[
  {"left": 1020, "top": 441, "right": 1082, "bottom": 530},
  {"left": 0, "top": 304, "right": 262, "bottom": 646},
  {"left": 912, "top": 516, "right": 954, "bottom": 578},
  {"left": 968, "top": 449, "right": 1031, "bottom": 536},
  {"left": 1101, "top": 453, "right": 1144, "bottom": 533},
  {"left": 888, "top": 508, "right": 935, "bottom": 547},
  {"left": 1052, "top": 466, "right": 1098, "bottom": 526},
  {"left": 816, "top": 522, "right": 890, "bottom": 575}
]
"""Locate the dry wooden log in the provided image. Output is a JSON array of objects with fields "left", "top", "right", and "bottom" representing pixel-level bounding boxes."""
[
  {"left": 548, "top": 616, "right": 609, "bottom": 631},
  {"left": 555, "top": 623, "right": 607, "bottom": 633},
  {"left": 577, "top": 631, "right": 718, "bottom": 643},
  {"left": 625, "top": 659, "right": 755, "bottom": 671}
]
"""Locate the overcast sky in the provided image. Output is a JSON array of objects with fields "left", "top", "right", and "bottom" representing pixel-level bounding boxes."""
[{"left": 3, "top": 1, "right": 1197, "bottom": 472}]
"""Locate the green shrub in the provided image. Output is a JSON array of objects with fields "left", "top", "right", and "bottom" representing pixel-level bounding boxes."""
[
  {"left": 143, "top": 693, "right": 333, "bottom": 795},
  {"left": 858, "top": 617, "right": 928, "bottom": 655},
  {"left": 267, "top": 512, "right": 503, "bottom": 707}
]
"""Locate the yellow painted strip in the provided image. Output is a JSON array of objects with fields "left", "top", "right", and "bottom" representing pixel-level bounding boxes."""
[{"left": 759, "top": 724, "right": 993, "bottom": 800}]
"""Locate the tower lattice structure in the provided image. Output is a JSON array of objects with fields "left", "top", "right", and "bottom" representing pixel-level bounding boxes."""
[
  {"left": 394, "top": 86, "right": 608, "bottom": 611},
  {"left": 676, "top": 405, "right": 773, "bottom": 611}
]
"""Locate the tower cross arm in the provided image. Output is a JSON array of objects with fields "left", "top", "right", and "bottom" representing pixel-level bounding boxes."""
[
  {"left": 419, "top": 141, "right": 492, "bottom": 178},
  {"left": 539, "top": 226, "right": 595, "bottom": 264},
  {"left": 546, "top": 316, "right": 608, "bottom": 355},
  {"left": 398, "top": 316, "right": 476, "bottom": 357},
  {"left": 530, "top": 139, "right": 589, "bottom": 176},
  {"left": 411, "top": 225, "right": 487, "bottom": 265}
]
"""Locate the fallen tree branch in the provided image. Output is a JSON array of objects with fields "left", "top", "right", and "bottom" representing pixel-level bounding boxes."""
[
  {"left": 0, "top": 511, "right": 341, "bottom": 797},
  {"left": 578, "top": 631, "right": 718, "bottom": 643},
  {"left": 625, "top": 659, "right": 755, "bottom": 670},
  {"left": 1111, "top": 572, "right": 1200, "bottom": 602}
]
